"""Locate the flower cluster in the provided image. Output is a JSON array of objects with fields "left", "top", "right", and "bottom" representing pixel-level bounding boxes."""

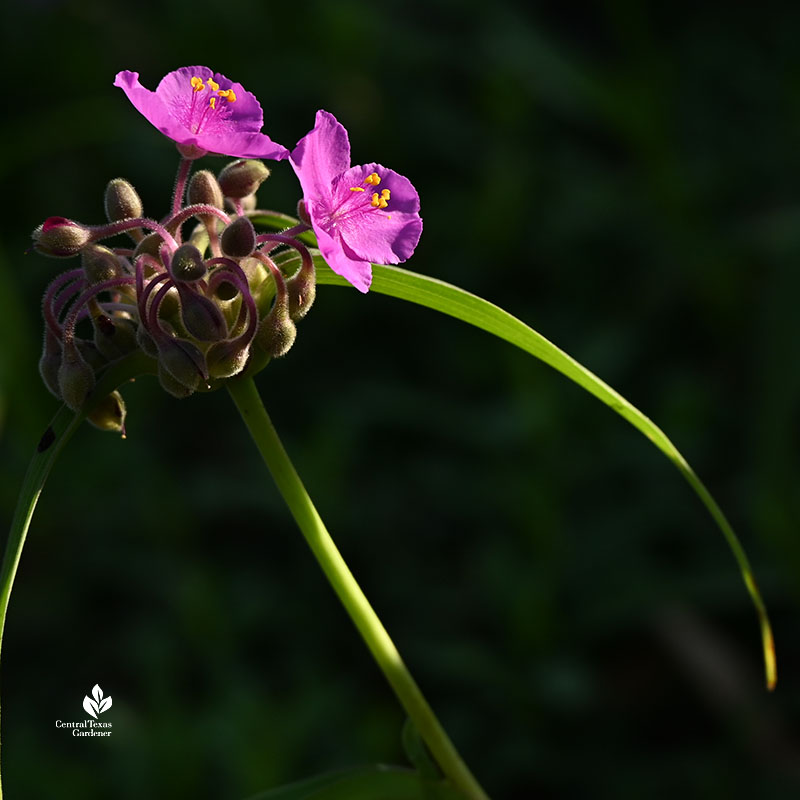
[{"left": 33, "top": 67, "right": 422, "bottom": 432}]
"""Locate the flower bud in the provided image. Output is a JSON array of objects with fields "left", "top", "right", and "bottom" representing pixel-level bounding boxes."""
[
  {"left": 39, "top": 330, "right": 62, "bottom": 398},
  {"left": 136, "top": 323, "right": 159, "bottom": 358},
  {"left": 177, "top": 285, "right": 227, "bottom": 342},
  {"left": 133, "top": 233, "right": 164, "bottom": 262},
  {"left": 87, "top": 390, "right": 127, "bottom": 435},
  {"left": 92, "top": 314, "right": 138, "bottom": 360},
  {"left": 158, "top": 362, "right": 195, "bottom": 398},
  {"left": 58, "top": 344, "right": 96, "bottom": 411},
  {"left": 218, "top": 160, "right": 270, "bottom": 199},
  {"left": 157, "top": 338, "right": 207, "bottom": 391},
  {"left": 32, "top": 217, "right": 92, "bottom": 258},
  {"left": 187, "top": 170, "right": 224, "bottom": 215},
  {"left": 206, "top": 340, "right": 250, "bottom": 379},
  {"left": 287, "top": 262, "right": 316, "bottom": 321},
  {"left": 255, "top": 301, "right": 296, "bottom": 358},
  {"left": 104, "top": 178, "right": 143, "bottom": 223},
  {"left": 169, "top": 244, "right": 207, "bottom": 282},
  {"left": 82, "top": 244, "right": 122, "bottom": 285},
  {"left": 221, "top": 216, "right": 256, "bottom": 258}
]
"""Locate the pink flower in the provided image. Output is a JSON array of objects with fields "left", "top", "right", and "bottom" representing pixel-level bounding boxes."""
[
  {"left": 290, "top": 110, "right": 422, "bottom": 293},
  {"left": 114, "top": 67, "right": 288, "bottom": 160}
]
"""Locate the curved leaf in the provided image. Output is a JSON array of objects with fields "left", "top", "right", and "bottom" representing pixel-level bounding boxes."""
[
  {"left": 244, "top": 765, "right": 463, "bottom": 800},
  {"left": 286, "top": 254, "right": 775, "bottom": 690}
]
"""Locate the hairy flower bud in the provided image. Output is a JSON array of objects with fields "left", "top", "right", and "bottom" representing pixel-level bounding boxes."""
[
  {"left": 157, "top": 338, "right": 207, "bottom": 391},
  {"left": 177, "top": 285, "right": 227, "bottom": 342},
  {"left": 133, "top": 232, "right": 164, "bottom": 262},
  {"left": 87, "top": 390, "right": 127, "bottom": 435},
  {"left": 158, "top": 362, "right": 195, "bottom": 398},
  {"left": 206, "top": 340, "right": 250, "bottom": 379},
  {"left": 92, "top": 313, "right": 138, "bottom": 360},
  {"left": 218, "top": 159, "right": 270, "bottom": 199},
  {"left": 287, "top": 262, "right": 316, "bottom": 321},
  {"left": 256, "top": 300, "right": 296, "bottom": 358},
  {"left": 187, "top": 170, "right": 224, "bottom": 215},
  {"left": 58, "top": 344, "right": 96, "bottom": 411},
  {"left": 82, "top": 244, "right": 122, "bottom": 285},
  {"left": 32, "top": 217, "right": 92, "bottom": 258},
  {"left": 220, "top": 216, "right": 256, "bottom": 258},
  {"left": 170, "top": 244, "right": 206, "bottom": 282},
  {"left": 104, "top": 178, "right": 143, "bottom": 223}
]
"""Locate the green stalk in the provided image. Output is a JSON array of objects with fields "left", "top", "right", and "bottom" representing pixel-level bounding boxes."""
[{"left": 227, "top": 376, "right": 490, "bottom": 800}]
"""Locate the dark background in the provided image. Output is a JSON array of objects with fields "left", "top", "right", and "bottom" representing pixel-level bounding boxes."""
[{"left": 1, "top": 1, "right": 799, "bottom": 798}]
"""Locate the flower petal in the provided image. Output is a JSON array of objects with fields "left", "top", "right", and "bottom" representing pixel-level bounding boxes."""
[
  {"left": 331, "top": 164, "right": 422, "bottom": 265},
  {"left": 114, "top": 70, "right": 202, "bottom": 149},
  {"left": 290, "top": 110, "right": 351, "bottom": 207},
  {"left": 314, "top": 225, "right": 373, "bottom": 293}
]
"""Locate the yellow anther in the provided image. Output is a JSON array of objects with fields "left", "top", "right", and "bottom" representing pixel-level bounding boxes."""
[
  {"left": 209, "top": 96, "right": 217, "bottom": 110},
  {"left": 364, "top": 172, "right": 381, "bottom": 186},
  {"left": 380, "top": 188, "right": 391, "bottom": 200},
  {"left": 206, "top": 78, "right": 220, "bottom": 92},
  {"left": 190, "top": 76, "right": 205, "bottom": 92},
  {"left": 370, "top": 193, "right": 389, "bottom": 209},
  {"left": 218, "top": 89, "right": 237, "bottom": 103},
  {"left": 350, "top": 186, "right": 365, "bottom": 192}
]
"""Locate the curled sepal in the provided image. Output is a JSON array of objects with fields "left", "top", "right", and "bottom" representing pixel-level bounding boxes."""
[
  {"left": 57, "top": 344, "right": 96, "bottom": 411},
  {"left": 157, "top": 337, "right": 207, "bottom": 391},
  {"left": 87, "top": 390, "right": 127, "bottom": 435}
]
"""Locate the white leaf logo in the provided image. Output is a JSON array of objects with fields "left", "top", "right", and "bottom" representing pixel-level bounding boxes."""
[{"left": 83, "top": 684, "right": 112, "bottom": 718}]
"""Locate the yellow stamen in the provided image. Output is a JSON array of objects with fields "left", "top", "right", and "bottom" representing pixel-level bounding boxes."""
[
  {"left": 380, "top": 188, "right": 391, "bottom": 200},
  {"left": 370, "top": 192, "right": 389, "bottom": 209},
  {"left": 217, "top": 89, "right": 237, "bottom": 103},
  {"left": 190, "top": 77, "right": 204, "bottom": 92},
  {"left": 364, "top": 172, "right": 381, "bottom": 186},
  {"left": 350, "top": 186, "right": 365, "bottom": 192},
  {"left": 206, "top": 78, "right": 220, "bottom": 92},
  {"left": 209, "top": 96, "right": 217, "bottom": 110}
]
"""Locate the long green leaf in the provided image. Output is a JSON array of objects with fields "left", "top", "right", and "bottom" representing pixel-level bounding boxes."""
[
  {"left": 244, "top": 765, "right": 463, "bottom": 800},
  {"left": 295, "top": 256, "right": 775, "bottom": 690}
]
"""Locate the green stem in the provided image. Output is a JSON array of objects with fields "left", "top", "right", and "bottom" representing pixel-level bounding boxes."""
[{"left": 227, "top": 376, "right": 491, "bottom": 800}]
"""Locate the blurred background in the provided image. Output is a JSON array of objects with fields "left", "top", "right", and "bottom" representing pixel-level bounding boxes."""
[{"left": 1, "top": 1, "right": 799, "bottom": 797}]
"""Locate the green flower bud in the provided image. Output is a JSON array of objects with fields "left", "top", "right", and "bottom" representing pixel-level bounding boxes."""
[
  {"left": 104, "top": 178, "right": 143, "bottom": 223},
  {"left": 218, "top": 160, "right": 270, "bottom": 199},
  {"left": 206, "top": 340, "right": 250, "bottom": 379},
  {"left": 220, "top": 216, "right": 256, "bottom": 258},
  {"left": 82, "top": 244, "right": 122, "bottom": 285},
  {"left": 136, "top": 324, "right": 159, "bottom": 358},
  {"left": 158, "top": 362, "right": 195, "bottom": 398},
  {"left": 32, "top": 217, "right": 92, "bottom": 258},
  {"left": 58, "top": 344, "right": 96, "bottom": 411},
  {"left": 133, "top": 232, "right": 164, "bottom": 262},
  {"left": 170, "top": 244, "right": 207, "bottom": 282},
  {"left": 287, "top": 262, "right": 316, "bottom": 321},
  {"left": 255, "top": 302, "right": 296, "bottom": 358},
  {"left": 92, "top": 313, "right": 138, "bottom": 360},
  {"left": 158, "top": 338, "right": 207, "bottom": 391},
  {"left": 87, "top": 390, "right": 127, "bottom": 435},
  {"left": 177, "top": 286, "right": 227, "bottom": 342},
  {"left": 187, "top": 170, "right": 224, "bottom": 216}
]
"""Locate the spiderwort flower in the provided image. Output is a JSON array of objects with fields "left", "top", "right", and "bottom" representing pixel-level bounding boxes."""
[
  {"left": 290, "top": 110, "right": 422, "bottom": 293},
  {"left": 114, "top": 67, "right": 288, "bottom": 161}
]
